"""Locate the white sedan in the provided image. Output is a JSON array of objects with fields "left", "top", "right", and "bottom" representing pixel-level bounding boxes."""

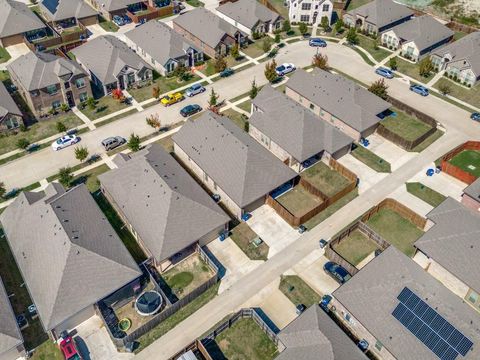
[
  {"left": 51, "top": 135, "right": 79, "bottom": 151},
  {"left": 275, "top": 63, "right": 296, "bottom": 76}
]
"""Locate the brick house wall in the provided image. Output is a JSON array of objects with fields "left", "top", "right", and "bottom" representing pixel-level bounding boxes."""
[{"left": 173, "top": 23, "right": 221, "bottom": 59}]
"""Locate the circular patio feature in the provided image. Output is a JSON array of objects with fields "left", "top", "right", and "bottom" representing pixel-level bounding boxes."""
[
  {"left": 135, "top": 290, "right": 163, "bottom": 316},
  {"left": 118, "top": 318, "right": 131, "bottom": 331}
]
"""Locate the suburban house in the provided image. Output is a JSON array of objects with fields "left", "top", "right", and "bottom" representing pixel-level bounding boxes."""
[
  {"left": 39, "top": 0, "right": 98, "bottom": 31},
  {"left": 172, "top": 7, "right": 247, "bottom": 59},
  {"left": 286, "top": 68, "right": 392, "bottom": 140},
  {"left": 0, "top": 278, "right": 24, "bottom": 360},
  {"left": 381, "top": 15, "right": 454, "bottom": 62},
  {"left": 72, "top": 35, "right": 153, "bottom": 95},
  {"left": 277, "top": 305, "right": 368, "bottom": 359},
  {"left": 332, "top": 246, "right": 480, "bottom": 360},
  {"left": 172, "top": 111, "right": 298, "bottom": 218},
  {"left": 343, "top": 0, "right": 413, "bottom": 35},
  {"left": 7, "top": 51, "right": 92, "bottom": 117},
  {"left": 461, "top": 177, "right": 480, "bottom": 211},
  {"left": 85, "top": 0, "right": 173, "bottom": 22},
  {"left": 431, "top": 32, "right": 480, "bottom": 87},
  {"left": 287, "top": 0, "right": 333, "bottom": 26},
  {"left": 250, "top": 85, "right": 353, "bottom": 172},
  {"left": 0, "top": 0, "right": 46, "bottom": 47},
  {"left": 0, "top": 81, "right": 23, "bottom": 133},
  {"left": 0, "top": 183, "right": 142, "bottom": 335},
  {"left": 215, "top": 0, "right": 283, "bottom": 35},
  {"left": 413, "top": 197, "right": 480, "bottom": 312},
  {"left": 98, "top": 144, "right": 230, "bottom": 272},
  {"left": 124, "top": 21, "right": 203, "bottom": 76}
]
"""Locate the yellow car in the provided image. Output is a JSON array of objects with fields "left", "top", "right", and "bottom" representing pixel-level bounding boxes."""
[{"left": 160, "top": 92, "right": 184, "bottom": 106}]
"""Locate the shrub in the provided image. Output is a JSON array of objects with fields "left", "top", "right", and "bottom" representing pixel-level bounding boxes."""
[
  {"left": 56, "top": 121, "right": 67, "bottom": 133},
  {"left": 127, "top": 133, "right": 141, "bottom": 152},
  {"left": 17, "top": 138, "right": 30, "bottom": 149},
  {"left": 58, "top": 166, "right": 73, "bottom": 188},
  {"left": 74, "top": 146, "right": 89, "bottom": 163}
]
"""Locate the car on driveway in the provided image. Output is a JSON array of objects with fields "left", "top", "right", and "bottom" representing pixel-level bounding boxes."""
[
  {"left": 471, "top": 112, "right": 480, "bottom": 121},
  {"left": 309, "top": 38, "right": 327, "bottom": 47},
  {"left": 323, "top": 261, "right": 351, "bottom": 284},
  {"left": 52, "top": 135, "right": 79, "bottom": 151},
  {"left": 112, "top": 15, "right": 125, "bottom": 26},
  {"left": 275, "top": 63, "right": 295, "bottom": 76},
  {"left": 220, "top": 68, "right": 234, "bottom": 77},
  {"left": 101, "top": 136, "right": 126, "bottom": 151},
  {"left": 375, "top": 67, "right": 394, "bottom": 79},
  {"left": 409, "top": 84, "right": 429, "bottom": 96},
  {"left": 160, "top": 92, "right": 184, "bottom": 106},
  {"left": 59, "top": 336, "right": 81, "bottom": 360},
  {"left": 185, "top": 83, "right": 205, "bottom": 97},
  {"left": 180, "top": 104, "right": 202, "bottom": 117}
]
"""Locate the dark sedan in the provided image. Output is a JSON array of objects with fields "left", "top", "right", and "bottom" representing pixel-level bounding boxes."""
[
  {"left": 180, "top": 104, "right": 202, "bottom": 117},
  {"left": 471, "top": 112, "right": 480, "bottom": 122},
  {"left": 323, "top": 261, "right": 352, "bottom": 284}
]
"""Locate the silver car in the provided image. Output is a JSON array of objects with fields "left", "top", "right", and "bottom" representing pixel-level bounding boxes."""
[
  {"left": 101, "top": 136, "right": 125, "bottom": 151},
  {"left": 185, "top": 83, "right": 205, "bottom": 97}
]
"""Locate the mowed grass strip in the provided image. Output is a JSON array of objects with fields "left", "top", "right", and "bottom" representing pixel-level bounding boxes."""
[
  {"left": 351, "top": 145, "right": 391, "bottom": 173},
  {"left": 279, "top": 275, "right": 321, "bottom": 307},
  {"left": 230, "top": 222, "right": 269, "bottom": 261},
  {"left": 406, "top": 183, "right": 446, "bottom": 207},
  {"left": 449, "top": 150, "right": 480, "bottom": 177}
]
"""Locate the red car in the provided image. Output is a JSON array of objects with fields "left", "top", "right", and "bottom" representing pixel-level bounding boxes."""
[{"left": 59, "top": 336, "right": 81, "bottom": 360}]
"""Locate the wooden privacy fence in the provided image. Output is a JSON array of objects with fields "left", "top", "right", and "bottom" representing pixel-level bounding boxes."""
[
  {"left": 440, "top": 141, "right": 480, "bottom": 185},
  {"left": 446, "top": 21, "right": 478, "bottom": 35},
  {"left": 361, "top": 198, "right": 427, "bottom": 230},
  {"left": 127, "top": 4, "right": 173, "bottom": 23}
]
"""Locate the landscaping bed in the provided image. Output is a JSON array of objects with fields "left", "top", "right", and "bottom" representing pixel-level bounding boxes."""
[
  {"left": 351, "top": 145, "right": 391, "bottom": 172},
  {"left": 333, "top": 229, "right": 380, "bottom": 266},
  {"left": 380, "top": 107, "right": 433, "bottom": 142},
  {"left": 448, "top": 149, "right": 480, "bottom": 177},
  {"left": 301, "top": 161, "right": 351, "bottom": 197},
  {"left": 128, "top": 74, "right": 202, "bottom": 102},
  {"left": 276, "top": 185, "right": 323, "bottom": 217},
  {"left": 406, "top": 182, "right": 446, "bottom": 207},
  {"left": 230, "top": 222, "right": 269, "bottom": 261},
  {"left": 0, "top": 47, "right": 11, "bottom": 64},
  {"left": 279, "top": 275, "right": 321, "bottom": 307},
  {"left": 99, "top": 18, "right": 119, "bottom": 32},
  {"left": 433, "top": 78, "right": 480, "bottom": 109}
]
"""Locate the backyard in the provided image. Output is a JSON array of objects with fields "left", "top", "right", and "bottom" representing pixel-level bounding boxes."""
[
  {"left": 433, "top": 78, "right": 480, "bottom": 109},
  {"left": 279, "top": 275, "right": 321, "bottom": 307},
  {"left": 406, "top": 182, "right": 446, "bottom": 207},
  {"left": 395, "top": 57, "right": 434, "bottom": 83},
  {"left": 30, "top": 340, "right": 63, "bottom": 360},
  {"left": 230, "top": 222, "right": 269, "bottom": 261},
  {"left": 265, "top": 0, "right": 288, "bottom": 18},
  {"left": 347, "top": 0, "right": 372, "bottom": 10},
  {"left": 276, "top": 185, "right": 323, "bottom": 217},
  {"left": 365, "top": 208, "right": 424, "bottom": 257},
  {"left": 301, "top": 161, "right": 351, "bottom": 196},
  {"left": 351, "top": 145, "right": 391, "bottom": 172},
  {"left": 448, "top": 149, "right": 480, "bottom": 177},
  {"left": 128, "top": 74, "right": 203, "bottom": 102},
  {"left": 333, "top": 229, "right": 380, "bottom": 266},
  {"left": 357, "top": 35, "right": 391, "bottom": 62},
  {"left": 380, "top": 108, "right": 433, "bottom": 141},
  {"left": 98, "top": 17, "right": 119, "bottom": 32}
]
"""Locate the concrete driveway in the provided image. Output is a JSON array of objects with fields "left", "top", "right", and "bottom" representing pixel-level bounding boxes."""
[
  {"left": 1, "top": 43, "right": 30, "bottom": 70},
  {"left": 247, "top": 205, "right": 300, "bottom": 258},
  {"left": 366, "top": 134, "right": 417, "bottom": 172},
  {"left": 409, "top": 169, "right": 466, "bottom": 201},
  {"left": 389, "top": 185, "right": 433, "bottom": 216},
  {"left": 338, "top": 153, "right": 388, "bottom": 193}
]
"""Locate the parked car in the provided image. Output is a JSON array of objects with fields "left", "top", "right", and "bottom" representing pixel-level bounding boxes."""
[
  {"left": 275, "top": 63, "right": 295, "bottom": 76},
  {"left": 319, "top": 294, "right": 332, "bottom": 312},
  {"left": 112, "top": 15, "right": 125, "bottom": 26},
  {"left": 319, "top": 239, "right": 328, "bottom": 249},
  {"left": 185, "top": 83, "right": 206, "bottom": 97},
  {"left": 180, "top": 104, "right": 202, "bottom": 117},
  {"left": 160, "top": 92, "right": 184, "bottom": 106},
  {"left": 51, "top": 135, "right": 79, "bottom": 151},
  {"left": 309, "top": 38, "right": 327, "bottom": 47},
  {"left": 323, "top": 261, "right": 352, "bottom": 284},
  {"left": 101, "top": 136, "right": 126, "bottom": 151},
  {"left": 375, "top": 67, "right": 394, "bottom": 79},
  {"left": 471, "top": 112, "right": 480, "bottom": 121},
  {"left": 220, "top": 68, "right": 234, "bottom": 77},
  {"left": 59, "top": 336, "right": 81, "bottom": 360},
  {"left": 296, "top": 304, "right": 306, "bottom": 315},
  {"left": 409, "top": 84, "right": 429, "bottom": 96}
]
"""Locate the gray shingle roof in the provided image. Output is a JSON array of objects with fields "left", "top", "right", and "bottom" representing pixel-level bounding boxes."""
[
  {"left": 277, "top": 305, "right": 368, "bottom": 360},
  {"left": 0, "top": 81, "right": 21, "bottom": 119},
  {"left": 40, "top": 0, "right": 97, "bottom": 21},
  {"left": 125, "top": 21, "right": 200, "bottom": 67},
  {"left": 346, "top": 0, "right": 413, "bottom": 30},
  {"left": 71, "top": 35, "right": 152, "bottom": 85},
  {"left": 0, "top": 184, "right": 141, "bottom": 331},
  {"left": 251, "top": 85, "right": 353, "bottom": 162},
  {"left": 432, "top": 32, "right": 480, "bottom": 76},
  {"left": 0, "top": 278, "right": 22, "bottom": 357},
  {"left": 98, "top": 144, "right": 229, "bottom": 263},
  {"left": 287, "top": 69, "right": 391, "bottom": 132},
  {"left": 172, "top": 111, "right": 297, "bottom": 208},
  {"left": 216, "top": 0, "right": 282, "bottom": 30},
  {"left": 173, "top": 7, "right": 245, "bottom": 49},
  {"left": 333, "top": 246, "right": 480, "bottom": 360},
  {"left": 415, "top": 197, "right": 480, "bottom": 294},
  {"left": 463, "top": 177, "right": 480, "bottom": 201},
  {"left": 389, "top": 15, "right": 454, "bottom": 52},
  {"left": 101, "top": 0, "right": 140, "bottom": 12},
  {"left": 0, "top": 0, "right": 45, "bottom": 38},
  {"left": 7, "top": 51, "right": 86, "bottom": 91}
]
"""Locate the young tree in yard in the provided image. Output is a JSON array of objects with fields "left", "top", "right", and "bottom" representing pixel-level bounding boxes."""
[
  {"left": 74, "top": 146, "right": 89, "bottom": 163},
  {"left": 263, "top": 37, "right": 273, "bottom": 53},
  {"left": 249, "top": 79, "right": 259, "bottom": 99},
  {"left": 368, "top": 78, "right": 389, "bottom": 100},
  {"left": 58, "top": 166, "right": 73, "bottom": 188},
  {"left": 389, "top": 56, "right": 398, "bottom": 70},
  {"left": 152, "top": 85, "right": 160, "bottom": 99},
  {"left": 312, "top": 53, "right": 329, "bottom": 70},
  {"left": 56, "top": 121, "right": 66, "bottom": 133},
  {"left": 264, "top": 59, "right": 278, "bottom": 82},
  {"left": 346, "top": 27, "right": 359, "bottom": 45},
  {"left": 146, "top": 113, "right": 161, "bottom": 130},
  {"left": 299, "top": 22, "right": 308, "bottom": 36},
  {"left": 438, "top": 82, "right": 451, "bottom": 95},
  {"left": 86, "top": 97, "right": 96, "bottom": 110},
  {"left": 419, "top": 57, "right": 434, "bottom": 77},
  {"left": 282, "top": 19, "right": 291, "bottom": 33},
  {"left": 127, "top": 133, "right": 141, "bottom": 152},
  {"left": 214, "top": 55, "right": 227, "bottom": 73},
  {"left": 60, "top": 103, "right": 69, "bottom": 112},
  {"left": 274, "top": 33, "right": 281, "bottom": 43},
  {"left": 0, "top": 182, "right": 5, "bottom": 198},
  {"left": 173, "top": 64, "right": 188, "bottom": 81},
  {"left": 208, "top": 88, "right": 219, "bottom": 108},
  {"left": 334, "top": 19, "right": 343, "bottom": 34},
  {"left": 16, "top": 138, "right": 30, "bottom": 150},
  {"left": 320, "top": 16, "right": 330, "bottom": 32},
  {"left": 230, "top": 43, "right": 240, "bottom": 59}
]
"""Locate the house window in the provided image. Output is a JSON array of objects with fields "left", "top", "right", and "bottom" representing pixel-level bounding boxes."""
[
  {"left": 79, "top": 92, "right": 88, "bottom": 102},
  {"left": 322, "top": 4, "right": 329, "bottom": 11},
  {"left": 301, "top": 3, "right": 311, "bottom": 10},
  {"left": 31, "top": 90, "right": 39, "bottom": 97},
  {"left": 52, "top": 100, "right": 61, "bottom": 109},
  {"left": 75, "top": 78, "right": 86, "bottom": 89},
  {"left": 375, "top": 340, "right": 383, "bottom": 351},
  {"left": 300, "top": 15, "right": 310, "bottom": 22},
  {"left": 5, "top": 116, "right": 20, "bottom": 129},
  {"left": 46, "top": 84, "right": 58, "bottom": 95},
  {"left": 64, "top": 81, "right": 70, "bottom": 89}
]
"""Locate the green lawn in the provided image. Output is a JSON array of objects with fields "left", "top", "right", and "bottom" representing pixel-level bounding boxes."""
[
  {"left": 186, "top": 0, "right": 204, "bottom": 6},
  {"left": 380, "top": 108, "right": 432, "bottom": 141},
  {"left": 30, "top": 340, "right": 63, "bottom": 360},
  {"left": 395, "top": 57, "right": 434, "bottom": 83},
  {"left": 230, "top": 222, "right": 269, "bottom": 261},
  {"left": 448, "top": 149, "right": 480, "bottom": 177},
  {"left": 352, "top": 145, "right": 391, "bottom": 173},
  {"left": 0, "top": 70, "right": 10, "bottom": 83},
  {"left": 0, "top": 47, "right": 11, "bottom": 64},
  {"left": 242, "top": 37, "right": 274, "bottom": 58},
  {"left": 201, "top": 56, "right": 247, "bottom": 77},
  {"left": 347, "top": 0, "right": 373, "bottom": 10},
  {"left": 210, "top": 318, "right": 278, "bottom": 360},
  {"left": 93, "top": 192, "right": 147, "bottom": 263},
  {"left": 433, "top": 78, "right": 480, "bottom": 109},
  {"left": 237, "top": 99, "right": 252, "bottom": 113},
  {"left": 99, "top": 17, "right": 119, "bottom": 32},
  {"left": 276, "top": 185, "right": 323, "bottom": 217},
  {"left": 333, "top": 229, "right": 380, "bottom": 266},
  {"left": 406, "top": 182, "right": 446, "bottom": 207},
  {"left": 366, "top": 208, "right": 424, "bottom": 257},
  {"left": 80, "top": 95, "right": 132, "bottom": 120},
  {"left": 128, "top": 74, "right": 202, "bottom": 102},
  {"left": 453, "top": 31, "right": 468, "bottom": 41},
  {"left": 221, "top": 109, "right": 249, "bottom": 131},
  {"left": 357, "top": 35, "right": 391, "bottom": 62},
  {"left": 135, "top": 283, "right": 220, "bottom": 353},
  {"left": 71, "top": 163, "right": 110, "bottom": 193},
  {"left": 279, "top": 275, "right": 321, "bottom": 307},
  {"left": 412, "top": 129, "right": 444, "bottom": 153},
  {"left": 301, "top": 161, "right": 351, "bottom": 196}
]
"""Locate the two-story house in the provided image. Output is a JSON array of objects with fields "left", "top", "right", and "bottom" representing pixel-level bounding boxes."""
[
  {"left": 0, "top": 82, "right": 23, "bottom": 133},
  {"left": 287, "top": 0, "right": 332, "bottom": 26},
  {"left": 39, "top": 0, "right": 98, "bottom": 32}
]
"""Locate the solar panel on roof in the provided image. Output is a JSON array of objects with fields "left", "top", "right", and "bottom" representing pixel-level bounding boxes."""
[
  {"left": 42, "top": 0, "right": 59, "bottom": 14},
  {"left": 392, "top": 287, "right": 474, "bottom": 360}
]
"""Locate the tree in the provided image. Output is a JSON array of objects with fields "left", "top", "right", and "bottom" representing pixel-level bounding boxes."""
[
  {"left": 264, "top": 59, "right": 278, "bottom": 82},
  {"left": 438, "top": 82, "right": 451, "bottom": 95},
  {"left": 208, "top": 88, "right": 219, "bottom": 107},
  {"left": 214, "top": 55, "right": 227, "bottom": 73},
  {"left": 16, "top": 138, "right": 30, "bottom": 149},
  {"left": 389, "top": 56, "right": 398, "bottom": 70},
  {"left": 60, "top": 103, "right": 69, "bottom": 112},
  {"left": 86, "top": 97, "right": 96, "bottom": 110},
  {"left": 346, "top": 27, "right": 359, "bottom": 45},
  {"left": 274, "top": 33, "right": 281, "bottom": 43},
  {"left": 312, "top": 53, "right": 329, "bottom": 70},
  {"left": 368, "top": 78, "right": 389, "bottom": 100},
  {"left": 74, "top": 146, "right": 89, "bottom": 163},
  {"left": 334, "top": 19, "right": 344, "bottom": 34},
  {"left": 282, "top": 19, "right": 291, "bottom": 33},
  {"left": 299, "top": 22, "right": 308, "bottom": 35},
  {"left": 127, "top": 133, "right": 141, "bottom": 152},
  {"left": 249, "top": 79, "right": 259, "bottom": 99},
  {"left": 230, "top": 43, "right": 240, "bottom": 59},
  {"left": 419, "top": 57, "right": 434, "bottom": 78},
  {"left": 146, "top": 113, "right": 161, "bottom": 130},
  {"left": 0, "top": 182, "right": 5, "bottom": 199},
  {"left": 263, "top": 37, "right": 273, "bottom": 53},
  {"left": 58, "top": 167, "right": 73, "bottom": 188},
  {"left": 173, "top": 64, "right": 188, "bottom": 81},
  {"left": 56, "top": 121, "right": 66, "bottom": 133},
  {"left": 152, "top": 85, "right": 160, "bottom": 99},
  {"left": 320, "top": 16, "right": 330, "bottom": 32}
]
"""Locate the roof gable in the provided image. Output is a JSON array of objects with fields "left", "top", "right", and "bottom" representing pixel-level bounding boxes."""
[
  {"left": 0, "top": 0, "right": 45, "bottom": 38},
  {"left": 216, "top": 0, "right": 282, "bottom": 29}
]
